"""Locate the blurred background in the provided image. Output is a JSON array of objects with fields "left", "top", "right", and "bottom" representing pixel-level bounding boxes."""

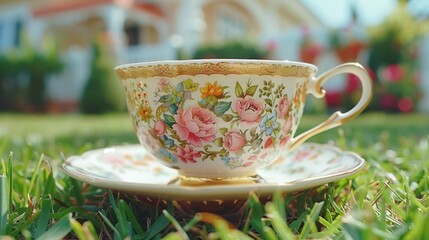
[{"left": 0, "top": 0, "right": 428, "bottom": 114}]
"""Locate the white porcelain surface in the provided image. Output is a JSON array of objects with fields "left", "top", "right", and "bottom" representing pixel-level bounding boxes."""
[
  {"left": 115, "top": 60, "right": 372, "bottom": 179},
  {"left": 62, "top": 143, "right": 365, "bottom": 200}
]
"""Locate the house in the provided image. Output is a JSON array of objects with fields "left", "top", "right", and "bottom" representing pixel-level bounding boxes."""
[{"left": 0, "top": 0, "right": 321, "bottom": 111}]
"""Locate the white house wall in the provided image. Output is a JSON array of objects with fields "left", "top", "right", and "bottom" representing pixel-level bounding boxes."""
[
  {"left": 0, "top": 4, "right": 29, "bottom": 53},
  {"left": 418, "top": 34, "right": 429, "bottom": 113}
]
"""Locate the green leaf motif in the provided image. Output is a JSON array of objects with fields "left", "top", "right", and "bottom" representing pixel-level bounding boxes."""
[
  {"left": 214, "top": 138, "right": 224, "bottom": 147},
  {"left": 163, "top": 114, "right": 176, "bottom": 127},
  {"left": 251, "top": 139, "right": 263, "bottom": 150},
  {"left": 250, "top": 127, "right": 257, "bottom": 137},
  {"left": 246, "top": 85, "right": 258, "bottom": 96},
  {"left": 219, "top": 127, "right": 228, "bottom": 135},
  {"left": 159, "top": 94, "right": 172, "bottom": 104},
  {"left": 265, "top": 98, "right": 273, "bottom": 107},
  {"left": 207, "top": 96, "right": 218, "bottom": 105},
  {"left": 176, "top": 82, "right": 184, "bottom": 92},
  {"left": 183, "top": 78, "right": 199, "bottom": 92},
  {"left": 220, "top": 114, "right": 233, "bottom": 122},
  {"left": 214, "top": 101, "right": 232, "bottom": 116},
  {"left": 235, "top": 82, "right": 244, "bottom": 98},
  {"left": 168, "top": 104, "right": 178, "bottom": 115}
]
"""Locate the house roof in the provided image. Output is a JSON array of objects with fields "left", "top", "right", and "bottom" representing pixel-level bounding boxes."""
[{"left": 32, "top": 0, "right": 163, "bottom": 18}]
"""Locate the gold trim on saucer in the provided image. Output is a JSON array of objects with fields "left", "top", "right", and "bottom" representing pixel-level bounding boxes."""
[
  {"left": 115, "top": 62, "right": 315, "bottom": 79},
  {"left": 168, "top": 174, "right": 265, "bottom": 187}
]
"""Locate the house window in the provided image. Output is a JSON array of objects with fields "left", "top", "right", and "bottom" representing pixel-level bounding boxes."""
[
  {"left": 217, "top": 7, "right": 248, "bottom": 41},
  {"left": 0, "top": 21, "right": 4, "bottom": 49},
  {"left": 124, "top": 23, "right": 140, "bottom": 46},
  {"left": 13, "top": 20, "right": 23, "bottom": 47}
]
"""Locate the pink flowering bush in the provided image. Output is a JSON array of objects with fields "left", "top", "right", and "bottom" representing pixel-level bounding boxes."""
[
  {"left": 374, "top": 64, "right": 421, "bottom": 112},
  {"left": 364, "top": 2, "right": 424, "bottom": 112}
]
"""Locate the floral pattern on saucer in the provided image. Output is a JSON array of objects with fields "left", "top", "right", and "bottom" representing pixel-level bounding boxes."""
[{"left": 62, "top": 143, "right": 365, "bottom": 200}]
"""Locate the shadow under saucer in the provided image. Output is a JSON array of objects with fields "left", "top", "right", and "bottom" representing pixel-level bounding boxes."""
[{"left": 118, "top": 185, "right": 328, "bottom": 226}]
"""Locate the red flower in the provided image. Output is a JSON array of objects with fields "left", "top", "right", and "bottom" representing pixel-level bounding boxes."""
[
  {"left": 345, "top": 74, "right": 360, "bottom": 94},
  {"left": 379, "top": 93, "right": 397, "bottom": 112},
  {"left": 381, "top": 64, "right": 405, "bottom": 83},
  {"left": 398, "top": 97, "right": 413, "bottom": 112},
  {"left": 325, "top": 91, "right": 342, "bottom": 107}
]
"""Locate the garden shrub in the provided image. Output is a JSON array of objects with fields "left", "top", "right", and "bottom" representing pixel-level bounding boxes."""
[
  {"left": 0, "top": 56, "right": 14, "bottom": 110},
  {"left": 0, "top": 39, "right": 63, "bottom": 112},
  {"left": 364, "top": 3, "right": 425, "bottom": 112},
  {"left": 23, "top": 46, "right": 63, "bottom": 112},
  {"left": 192, "top": 41, "right": 268, "bottom": 59},
  {"left": 80, "top": 40, "right": 124, "bottom": 114}
]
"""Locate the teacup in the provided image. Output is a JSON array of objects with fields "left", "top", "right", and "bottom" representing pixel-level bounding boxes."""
[{"left": 115, "top": 59, "right": 372, "bottom": 180}]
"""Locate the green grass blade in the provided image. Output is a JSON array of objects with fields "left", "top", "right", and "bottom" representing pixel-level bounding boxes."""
[
  {"left": 163, "top": 232, "right": 185, "bottom": 240},
  {"left": 32, "top": 195, "right": 53, "bottom": 238},
  {"left": 404, "top": 213, "right": 429, "bottom": 240},
  {"left": 342, "top": 214, "right": 397, "bottom": 240},
  {"left": 42, "top": 167, "right": 55, "bottom": 196},
  {"left": 289, "top": 210, "right": 308, "bottom": 232},
  {"left": 162, "top": 209, "right": 189, "bottom": 240},
  {"left": 7, "top": 153, "right": 12, "bottom": 217},
  {"left": 50, "top": 207, "right": 80, "bottom": 219},
  {"left": 265, "top": 202, "right": 295, "bottom": 239},
  {"left": 272, "top": 191, "right": 286, "bottom": 220},
  {"left": 0, "top": 174, "right": 7, "bottom": 235},
  {"left": 70, "top": 217, "right": 88, "bottom": 240},
  {"left": 262, "top": 226, "right": 279, "bottom": 240},
  {"left": 35, "top": 213, "right": 72, "bottom": 240},
  {"left": 183, "top": 213, "right": 202, "bottom": 232},
  {"left": 70, "top": 179, "right": 84, "bottom": 206},
  {"left": 99, "top": 210, "right": 122, "bottom": 238},
  {"left": 248, "top": 193, "right": 266, "bottom": 237},
  {"left": 27, "top": 154, "right": 45, "bottom": 197},
  {"left": 114, "top": 221, "right": 132, "bottom": 240},
  {"left": 212, "top": 218, "right": 254, "bottom": 240},
  {"left": 108, "top": 192, "right": 131, "bottom": 238},
  {"left": 83, "top": 221, "right": 99, "bottom": 239},
  {"left": 299, "top": 202, "right": 324, "bottom": 240},
  {"left": 318, "top": 216, "right": 341, "bottom": 235},
  {"left": 143, "top": 202, "right": 173, "bottom": 239},
  {"left": 122, "top": 201, "right": 145, "bottom": 235}
]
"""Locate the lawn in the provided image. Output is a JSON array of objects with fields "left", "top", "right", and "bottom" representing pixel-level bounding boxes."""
[{"left": 1, "top": 113, "right": 428, "bottom": 239}]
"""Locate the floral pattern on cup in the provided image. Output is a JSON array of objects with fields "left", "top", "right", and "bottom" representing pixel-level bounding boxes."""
[{"left": 125, "top": 78, "right": 307, "bottom": 170}]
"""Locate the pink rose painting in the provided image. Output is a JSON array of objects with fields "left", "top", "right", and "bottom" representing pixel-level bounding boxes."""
[
  {"left": 283, "top": 114, "right": 293, "bottom": 134},
  {"left": 153, "top": 120, "right": 167, "bottom": 136},
  {"left": 173, "top": 106, "right": 217, "bottom": 147},
  {"left": 277, "top": 97, "right": 290, "bottom": 119},
  {"left": 175, "top": 145, "right": 202, "bottom": 163},
  {"left": 232, "top": 96, "right": 265, "bottom": 124},
  {"left": 223, "top": 130, "right": 246, "bottom": 152}
]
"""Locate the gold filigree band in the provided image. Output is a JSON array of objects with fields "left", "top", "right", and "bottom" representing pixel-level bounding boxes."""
[{"left": 115, "top": 62, "right": 316, "bottom": 79}]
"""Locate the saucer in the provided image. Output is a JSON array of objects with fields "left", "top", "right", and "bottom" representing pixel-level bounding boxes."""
[{"left": 62, "top": 143, "right": 365, "bottom": 201}]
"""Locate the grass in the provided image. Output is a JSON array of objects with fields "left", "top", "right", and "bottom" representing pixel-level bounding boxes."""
[{"left": 0, "top": 112, "right": 428, "bottom": 239}]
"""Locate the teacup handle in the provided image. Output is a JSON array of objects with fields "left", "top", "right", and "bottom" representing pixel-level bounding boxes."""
[{"left": 289, "top": 63, "right": 373, "bottom": 151}]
